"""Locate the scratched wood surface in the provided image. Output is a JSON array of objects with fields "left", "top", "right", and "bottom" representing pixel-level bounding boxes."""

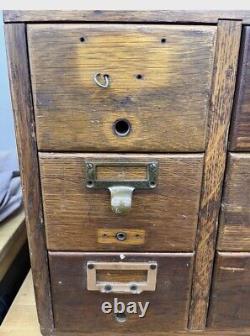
[
  {"left": 208, "top": 252, "right": 250, "bottom": 329},
  {"left": 28, "top": 24, "right": 216, "bottom": 152},
  {"left": 230, "top": 27, "right": 250, "bottom": 151},
  {"left": 4, "top": 23, "right": 54, "bottom": 334},
  {"left": 49, "top": 252, "right": 194, "bottom": 332},
  {"left": 188, "top": 20, "right": 242, "bottom": 330},
  {"left": 4, "top": 10, "right": 250, "bottom": 24},
  {"left": 218, "top": 153, "right": 250, "bottom": 251},
  {"left": 39, "top": 153, "right": 203, "bottom": 252}
]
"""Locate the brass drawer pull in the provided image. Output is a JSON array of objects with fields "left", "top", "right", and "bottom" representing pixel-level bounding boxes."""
[
  {"left": 87, "top": 261, "right": 158, "bottom": 294},
  {"left": 85, "top": 161, "right": 159, "bottom": 215},
  {"left": 93, "top": 73, "right": 110, "bottom": 88}
]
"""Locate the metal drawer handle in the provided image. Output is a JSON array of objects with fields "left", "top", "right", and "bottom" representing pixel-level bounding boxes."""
[
  {"left": 94, "top": 73, "right": 110, "bottom": 88},
  {"left": 87, "top": 261, "right": 158, "bottom": 294},
  {"left": 85, "top": 161, "right": 159, "bottom": 215}
]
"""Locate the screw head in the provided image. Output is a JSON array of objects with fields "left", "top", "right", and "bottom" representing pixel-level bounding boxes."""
[
  {"left": 150, "top": 264, "right": 157, "bottom": 270},
  {"left": 130, "top": 284, "right": 138, "bottom": 291},
  {"left": 88, "top": 263, "right": 94, "bottom": 270},
  {"left": 104, "top": 284, "right": 112, "bottom": 292}
]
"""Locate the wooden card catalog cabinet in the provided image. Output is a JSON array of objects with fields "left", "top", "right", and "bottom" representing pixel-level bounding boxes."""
[{"left": 4, "top": 10, "right": 250, "bottom": 336}]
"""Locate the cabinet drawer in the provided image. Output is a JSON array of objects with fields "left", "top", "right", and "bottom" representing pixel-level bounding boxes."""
[
  {"left": 230, "top": 27, "right": 250, "bottom": 151},
  {"left": 28, "top": 24, "right": 216, "bottom": 152},
  {"left": 49, "top": 252, "right": 193, "bottom": 332},
  {"left": 218, "top": 154, "right": 250, "bottom": 251},
  {"left": 39, "top": 153, "right": 203, "bottom": 251},
  {"left": 208, "top": 252, "right": 250, "bottom": 329}
]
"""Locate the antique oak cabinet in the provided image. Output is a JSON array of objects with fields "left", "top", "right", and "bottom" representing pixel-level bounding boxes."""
[{"left": 3, "top": 10, "right": 250, "bottom": 336}]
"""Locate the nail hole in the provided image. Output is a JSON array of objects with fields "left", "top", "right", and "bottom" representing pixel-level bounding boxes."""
[
  {"left": 115, "top": 312, "right": 127, "bottom": 323},
  {"left": 113, "top": 119, "right": 131, "bottom": 137},
  {"left": 161, "top": 38, "right": 166, "bottom": 43},
  {"left": 136, "top": 74, "right": 143, "bottom": 80},
  {"left": 80, "top": 37, "right": 85, "bottom": 42},
  {"left": 116, "top": 232, "right": 127, "bottom": 241}
]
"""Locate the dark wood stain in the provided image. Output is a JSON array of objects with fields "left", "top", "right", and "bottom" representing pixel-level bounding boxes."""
[
  {"left": 39, "top": 153, "right": 203, "bottom": 252},
  {"left": 49, "top": 252, "right": 194, "bottom": 332},
  {"left": 230, "top": 27, "right": 250, "bottom": 151},
  {"left": 4, "top": 23, "right": 54, "bottom": 334},
  {"left": 189, "top": 20, "right": 242, "bottom": 330},
  {"left": 208, "top": 252, "right": 250, "bottom": 329},
  {"left": 218, "top": 153, "right": 250, "bottom": 251}
]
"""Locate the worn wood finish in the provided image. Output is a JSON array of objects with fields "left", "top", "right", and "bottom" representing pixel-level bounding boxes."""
[
  {"left": 4, "top": 23, "right": 54, "bottom": 335},
  {"left": 39, "top": 153, "right": 203, "bottom": 252},
  {"left": 189, "top": 20, "right": 242, "bottom": 330},
  {"left": 49, "top": 252, "right": 194, "bottom": 332},
  {"left": 4, "top": 10, "right": 250, "bottom": 24},
  {"left": 28, "top": 24, "right": 216, "bottom": 152},
  {"left": 208, "top": 252, "right": 250, "bottom": 329},
  {"left": 230, "top": 27, "right": 250, "bottom": 151},
  {"left": 218, "top": 153, "right": 250, "bottom": 251},
  {"left": 0, "top": 210, "right": 26, "bottom": 282}
]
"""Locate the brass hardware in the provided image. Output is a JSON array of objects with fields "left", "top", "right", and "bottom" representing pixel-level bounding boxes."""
[
  {"left": 85, "top": 161, "right": 158, "bottom": 215},
  {"left": 87, "top": 261, "right": 158, "bottom": 294},
  {"left": 94, "top": 73, "right": 110, "bottom": 88}
]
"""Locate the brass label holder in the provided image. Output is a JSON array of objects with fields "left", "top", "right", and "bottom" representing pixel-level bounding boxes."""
[
  {"left": 87, "top": 261, "right": 158, "bottom": 294},
  {"left": 85, "top": 161, "right": 159, "bottom": 215}
]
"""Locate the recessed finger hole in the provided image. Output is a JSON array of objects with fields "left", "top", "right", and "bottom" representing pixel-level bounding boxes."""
[
  {"left": 80, "top": 37, "right": 85, "bottom": 42},
  {"left": 113, "top": 119, "right": 131, "bottom": 137},
  {"left": 161, "top": 38, "right": 166, "bottom": 43},
  {"left": 115, "top": 312, "right": 127, "bottom": 323}
]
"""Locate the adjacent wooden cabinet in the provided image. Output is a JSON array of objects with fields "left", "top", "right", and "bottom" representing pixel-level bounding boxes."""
[{"left": 3, "top": 10, "right": 250, "bottom": 336}]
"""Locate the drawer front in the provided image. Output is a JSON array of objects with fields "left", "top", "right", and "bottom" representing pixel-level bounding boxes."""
[
  {"left": 39, "top": 153, "right": 203, "bottom": 251},
  {"left": 208, "top": 252, "right": 250, "bottom": 329},
  {"left": 230, "top": 27, "right": 250, "bottom": 151},
  {"left": 49, "top": 252, "right": 194, "bottom": 332},
  {"left": 218, "top": 154, "right": 250, "bottom": 251},
  {"left": 28, "top": 24, "right": 216, "bottom": 152}
]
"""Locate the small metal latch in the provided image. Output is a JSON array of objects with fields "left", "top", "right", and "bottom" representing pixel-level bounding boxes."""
[{"left": 85, "top": 161, "right": 159, "bottom": 215}]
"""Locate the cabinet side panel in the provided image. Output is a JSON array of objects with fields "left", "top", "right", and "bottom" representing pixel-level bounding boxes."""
[{"left": 4, "top": 23, "right": 54, "bottom": 334}]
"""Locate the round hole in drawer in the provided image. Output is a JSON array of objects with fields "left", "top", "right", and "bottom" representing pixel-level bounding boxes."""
[
  {"left": 113, "top": 119, "right": 131, "bottom": 137},
  {"left": 80, "top": 37, "right": 85, "bottom": 42},
  {"left": 136, "top": 74, "right": 143, "bottom": 80},
  {"left": 116, "top": 232, "right": 127, "bottom": 241},
  {"left": 115, "top": 312, "right": 127, "bottom": 323},
  {"left": 161, "top": 38, "right": 167, "bottom": 43}
]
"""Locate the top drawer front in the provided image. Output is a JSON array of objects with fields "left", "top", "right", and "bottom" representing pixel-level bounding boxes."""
[
  {"left": 230, "top": 27, "right": 250, "bottom": 151},
  {"left": 28, "top": 24, "right": 216, "bottom": 152}
]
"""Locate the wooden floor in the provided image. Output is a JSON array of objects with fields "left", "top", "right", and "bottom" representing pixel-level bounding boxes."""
[{"left": 0, "top": 271, "right": 41, "bottom": 335}]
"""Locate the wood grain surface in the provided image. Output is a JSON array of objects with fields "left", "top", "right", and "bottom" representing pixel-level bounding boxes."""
[
  {"left": 208, "top": 252, "right": 250, "bottom": 329},
  {"left": 4, "top": 23, "right": 54, "bottom": 334},
  {"left": 0, "top": 210, "right": 26, "bottom": 282},
  {"left": 28, "top": 24, "right": 216, "bottom": 152},
  {"left": 218, "top": 153, "right": 250, "bottom": 251},
  {"left": 49, "top": 252, "right": 194, "bottom": 332},
  {"left": 39, "top": 153, "right": 203, "bottom": 252},
  {"left": 188, "top": 20, "right": 242, "bottom": 330},
  {"left": 2, "top": 271, "right": 250, "bottom": 336},
  {"left": 230, "top": 27, "right": 250, "bottom": 151},
  {"left": 4, "top": 10, "right": 250, "bottom": 24}
]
